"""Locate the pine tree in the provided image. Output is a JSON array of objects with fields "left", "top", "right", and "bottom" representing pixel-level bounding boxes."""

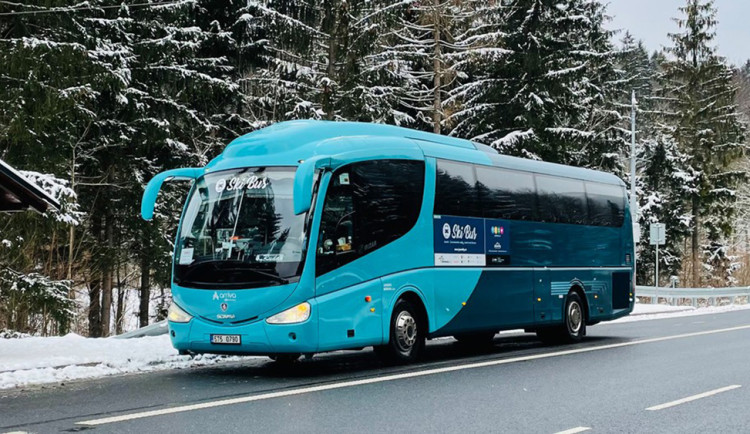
[
  {"left": 0, "top": 0, "right": 249, "bottom": 335},
  {"left": 659, "top": 0, "right": 746, "bottom": 286},
  {"left": 381, "top": 0, "right": 476, "bottom": 133},
  {"left": 240, "top": 0, "right": 413, "bottom": 124},
  {"left": 450, "top": 0, "right": 625, "bottom": 172}
]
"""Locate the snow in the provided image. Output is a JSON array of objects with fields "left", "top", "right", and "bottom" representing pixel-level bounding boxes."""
[
  {"left": 17, "top": 170, "right": 83, "bottom": 225},
  {"left": 0, "top": 333, "right": 258, "bottom": 390},
  {"left": 610, "top": 301, "right": 750, "bottom": 323},
  {"left": 2, "top": 302, "right": 749, "bottom": 390}
]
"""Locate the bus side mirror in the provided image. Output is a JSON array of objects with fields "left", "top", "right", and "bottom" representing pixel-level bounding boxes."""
[
  {"left": 141, "top": 168, "right": 203, "bottom": 221},
  {"left": 293, "top": 157, "right": 329, "bottom": 215}
]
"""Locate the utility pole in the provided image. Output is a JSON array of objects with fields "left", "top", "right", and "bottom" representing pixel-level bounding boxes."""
[{"left": 630, "top": 90, "right": 638, "bottom": 283}]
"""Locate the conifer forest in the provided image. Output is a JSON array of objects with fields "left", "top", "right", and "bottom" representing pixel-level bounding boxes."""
[{"left": 1, "top": 0, "right": 748, "bottom": 337}]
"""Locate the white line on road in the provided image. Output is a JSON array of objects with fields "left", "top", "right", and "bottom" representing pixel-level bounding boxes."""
[
  {"left": 77, "top": 324, "right": 750, "bottom": 426},
  {"left": 554, "top": 427, "right": 591, "bottom": 434},
  {"left": 645, "top": 385, "right": 742, "bottom": 411}
]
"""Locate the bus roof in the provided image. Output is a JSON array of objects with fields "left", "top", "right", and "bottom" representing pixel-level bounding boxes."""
[{"left": 205, "top": 120, "right": 624, "bottom": 186}]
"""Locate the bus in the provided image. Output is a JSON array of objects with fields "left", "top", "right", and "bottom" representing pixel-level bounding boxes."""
[{"left": 141, "top": 120, "right": 634, "bottom": 363}]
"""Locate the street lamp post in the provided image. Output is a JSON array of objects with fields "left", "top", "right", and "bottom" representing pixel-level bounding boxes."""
[{"left": 630, "top": 91, "right": 638, "bottom": 282}]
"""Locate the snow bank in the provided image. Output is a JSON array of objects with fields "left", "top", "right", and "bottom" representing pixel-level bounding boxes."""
[
  {"left": 0, "top": 334, "right": 256, "bottom": 390},
  {"left": 610, "top": 302, "right": 750, "bottom": 323}
]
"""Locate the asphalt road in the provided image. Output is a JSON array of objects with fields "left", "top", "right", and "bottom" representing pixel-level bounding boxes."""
[{"left": 2, "top": 310, "right": 750, "bottom": 434}]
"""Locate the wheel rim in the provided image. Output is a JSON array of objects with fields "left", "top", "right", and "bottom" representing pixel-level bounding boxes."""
[
  {"left": 568, "top": 301, "right": 582, "bottom": 334},
  {"left": 394, "top": 311, "right": 417, "bottom": 353}
]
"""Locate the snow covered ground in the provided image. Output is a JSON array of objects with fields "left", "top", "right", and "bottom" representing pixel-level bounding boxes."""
[
  {"left": 1, "top": 302, "right": 749, "bottom": 390},
  {"left": 609, "top": 301, "right": 750, "bottom": 323},
  {"left": 0, "top": 334, "right": 257, "bottom": 390}
]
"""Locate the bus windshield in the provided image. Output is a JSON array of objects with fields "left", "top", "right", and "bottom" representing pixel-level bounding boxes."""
[{"left": 174, "top": 167, "right": 306, "bottom": 289}]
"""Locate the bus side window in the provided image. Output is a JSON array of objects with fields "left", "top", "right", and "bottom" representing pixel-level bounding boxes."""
[
  {"left": 476, "top": 166, "right": 536, "bottom": 220},
  {"left": 316, "top": 170, "right": 357, "bottom": 276},
  {"left": 586, "top": 182, "right": 626, "bottom": 227},
  {"left": 434, "top": 160, "right": 480, "bottom": 217},
  {"left": 536, "top": 175, "right": 588, "bottom": 225},
  {"left": 316, "top": 160, "right": 425, "bottom": 276}
]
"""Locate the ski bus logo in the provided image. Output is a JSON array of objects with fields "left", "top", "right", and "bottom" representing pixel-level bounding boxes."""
[
  {"left": 215, "top": 178, "right": 227, "bottom": 193},
  {"left": 442, "top": 223, "right": 451, "bottom": 239}
]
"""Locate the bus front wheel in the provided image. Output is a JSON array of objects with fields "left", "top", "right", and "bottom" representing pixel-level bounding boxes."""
[{"left": 375, "top": 298, "right": 425, "bottom": 363}]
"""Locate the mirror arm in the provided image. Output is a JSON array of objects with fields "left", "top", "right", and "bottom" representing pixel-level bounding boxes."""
[
  {"left": 141, "top": 168, "right": 203, "bottom": 221},
  {"left": 293, "top": 157, "right": 330, "bottom": 215}
]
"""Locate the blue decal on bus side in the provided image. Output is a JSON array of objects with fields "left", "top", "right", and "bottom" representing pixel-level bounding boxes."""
[
  {"left": 485, "top": 218, "right": 511, "bottom": 266},
  {"left": 433, "top": 215, "right": 486, "bottom": 266}
]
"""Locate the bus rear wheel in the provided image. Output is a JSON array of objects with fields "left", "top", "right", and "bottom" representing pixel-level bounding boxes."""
[
  {"left": 536, "top": 292, "right": 586, "bottom": 344},
  {"left": 375, "top": 298, "right": 425, "bottom": 364}
]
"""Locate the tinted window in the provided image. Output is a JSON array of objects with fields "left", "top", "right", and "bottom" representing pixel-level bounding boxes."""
[
  {"left": 586, "top": 182, "right": 625, "bottom": 227},
  {"left": 535, "top": 175, "right": 588, "bottom": 224},
  {"left": 316, "top": 160, "right": 424, "bottom": 276},
  {"left": 434, "top": 160, "right": 479, "bottom": 217},
  {"left": 476, "top": 166, "right": 536, "bottom": 220}
]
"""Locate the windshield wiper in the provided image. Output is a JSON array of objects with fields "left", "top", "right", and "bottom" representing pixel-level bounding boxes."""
[
  {"left": 235, "top": 266, "right": 289, "bottom": 284},
  {"left": 178, "top": 259, "right": 290, "bottom": 285},
  {"left": 211, "top": 260, "right": 289, "bottom": 284}
]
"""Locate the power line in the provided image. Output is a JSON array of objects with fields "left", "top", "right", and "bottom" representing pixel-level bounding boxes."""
[{"left": 0, "top": 1, "right": 192, "bottom": 17}]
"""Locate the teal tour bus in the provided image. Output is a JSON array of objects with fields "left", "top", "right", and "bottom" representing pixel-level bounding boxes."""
[{"left": 141, "top": 120, "right": 634, "bottom": 363}]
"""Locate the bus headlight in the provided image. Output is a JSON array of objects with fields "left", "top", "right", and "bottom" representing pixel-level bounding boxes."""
[
  {"left": 266, "top": 302, "right": 311, "bottom": 324},
  {"left": 168, "top": 303, "right": 193, "bottom": 323}
]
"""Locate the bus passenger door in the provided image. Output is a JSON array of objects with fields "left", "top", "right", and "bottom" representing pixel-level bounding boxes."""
[
  {"left": 316, "top": 277, "right": 383, "bottom": 351},
  {"left": 533, "top": 268, "right": 554, "bottom": 325}
]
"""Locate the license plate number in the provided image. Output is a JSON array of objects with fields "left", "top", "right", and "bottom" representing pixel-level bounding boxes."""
[{"left": 211, "top": 334, "right": 241, "bottom": 345}]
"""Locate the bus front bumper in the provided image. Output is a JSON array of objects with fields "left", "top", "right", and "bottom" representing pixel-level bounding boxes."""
[{"left": 168, "top": 316, "right": 318, "bottom": 355}]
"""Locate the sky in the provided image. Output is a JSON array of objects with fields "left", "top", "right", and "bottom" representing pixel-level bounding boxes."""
[{"left": 606, "top": 0, "right": 750, "bottom": 66}]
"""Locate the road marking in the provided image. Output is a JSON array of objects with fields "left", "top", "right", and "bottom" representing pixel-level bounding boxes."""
[
  {"left": 646, "top": 385, "right": 742, "bottom": 411},
  {"left": 77, "top": 324, "right": 750, "bottom": 426},
  {"left": 554, "top": 427, "right": 591, "bottom": 434}
]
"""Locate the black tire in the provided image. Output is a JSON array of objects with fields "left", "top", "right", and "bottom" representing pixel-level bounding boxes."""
[
  {"left": 562, "top": 292, "right": 586, "bottom": 342},
  {"left": 536, "top": 292, "right": 586, "bottom": 344},
  {"left": 375, "top": 299, "right": 425, "bottom": 364},
  {"left": 453, "top": 331, "right": 496, "bottom": 348}
]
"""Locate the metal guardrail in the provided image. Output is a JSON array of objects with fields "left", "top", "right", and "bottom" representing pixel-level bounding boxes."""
[
  {"left": 636, "top": 285, "right": 750, "bottom": 307},
  {"left": 114, "top": 320, "right": 168, "bottom": 339}
]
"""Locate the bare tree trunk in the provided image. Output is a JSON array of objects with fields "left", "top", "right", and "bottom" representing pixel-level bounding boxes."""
[
  {"left": 432, "top": 0, "right": 442, "bottom": 134},
  {"left": 115, "top": 286, "right": 125, "bottom": 335},
  {"left": 100, "top": 216, "right": 113, "bottom": 337},
  {"left": 115, "top": 253, "right": 125, "bottom": 335},
  {"left": 67, "top": 147, "right": 76, "bottom": 299},
  {"left": 88, "top": 214, "right": 102, "bottom": 337},
  {"left": 139, "top": 255, "right": 150, "bottom": 328},
  {"left": 324, "top": 4, "right": 338, "bottom": 120},
  {"left": 691, "top": 197, "right": 700, "bottom": 287},
  {"left": 88, "top": 279, "right": 102, "bottom": 337}
]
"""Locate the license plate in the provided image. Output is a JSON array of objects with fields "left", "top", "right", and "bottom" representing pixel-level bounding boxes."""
[{"left": 211, "top": 334, "right": 241, "bottom": 345}]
